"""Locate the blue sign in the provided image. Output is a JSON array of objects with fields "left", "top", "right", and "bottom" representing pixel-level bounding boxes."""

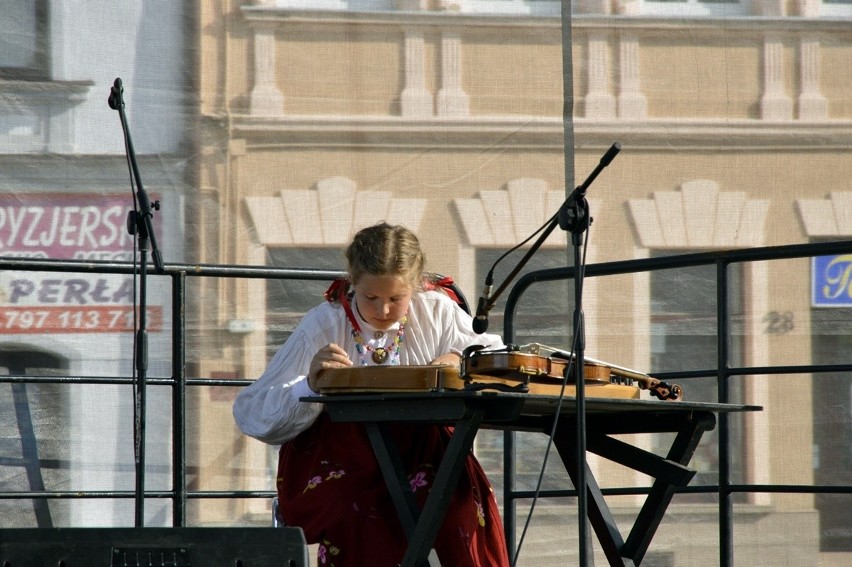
[{"left": 812, "top": 254, "right": 852, "bottom": 307}]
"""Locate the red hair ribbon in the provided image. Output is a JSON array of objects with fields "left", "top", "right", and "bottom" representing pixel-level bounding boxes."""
[
  {"left": 423, "top": 275, "right": 461, "bottom": 306},
  {"left": 324, "top": 278, "right": 350, "bottom": 303},
  {"left": 324, "top": 278, "right": 359, "bottom": 330},
  {"left": 324, "top": 274, "right": 463, "bottom": 313}
]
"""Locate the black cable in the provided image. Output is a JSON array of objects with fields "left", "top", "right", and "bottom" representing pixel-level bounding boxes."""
[
  {"left": 511, "top": 232, "right": 590, "bottom": 567},
  {"left": 117, "top": 106, "right": 142, "bottom": 467}
]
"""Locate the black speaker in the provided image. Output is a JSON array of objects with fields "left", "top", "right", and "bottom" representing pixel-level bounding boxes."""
[{"left": 0, "top": 527, "right": 308, "bottom": 567}]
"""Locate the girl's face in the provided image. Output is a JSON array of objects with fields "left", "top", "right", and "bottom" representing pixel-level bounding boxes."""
[{"left": 353, "top": 274, "right": 413, "bottom": 330}]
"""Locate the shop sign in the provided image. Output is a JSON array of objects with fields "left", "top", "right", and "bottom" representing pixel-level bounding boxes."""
[
  {"left": 812, "top": 254, "right": 852, "bottom": 307},
  {"left": 0, "top": 194, "right": 163, "bottom": 332}
]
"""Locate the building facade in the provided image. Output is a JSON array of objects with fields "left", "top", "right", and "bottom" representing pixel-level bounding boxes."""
[
  {"left": 195, "top": 0, "right": 852, "bottom": 564},
  {"left": 0, "top": 0, "right": 192, "bottom": 527},
  {"left": 2, "top": 1, "right": 850, "bottom": 565}
]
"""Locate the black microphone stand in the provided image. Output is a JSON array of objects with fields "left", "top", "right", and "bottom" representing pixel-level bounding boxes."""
[
  {"left": 108, "top": 77, "right": 165, "bottom": 528},
  {"left": 560, "top": 142, "right": 619, "bottom": 565},
  {"left": 479, "top": 143, "right": 620, "bottom": 565}
]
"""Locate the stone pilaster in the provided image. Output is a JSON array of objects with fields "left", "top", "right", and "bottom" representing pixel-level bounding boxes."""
[
  {"left": 437, "top": 32, "right": 470, "bottom": 117},
  {"left": 798, "top": 37, "right": 827, "bottom": 120},
  {"left": 760, "top": 36, "right": 792, "bottom": 120},
  {"left": 618, "top": 33, "right": 647, "bottom": 119},
  {"left": 401, "top": 31, "right": 434, "bottom": 117},
  {"left": 249, "top": 24, "right": 284, "bottom": 116},
  {"left": 585, "top": 32, "right": 616, "bottom": 119}
]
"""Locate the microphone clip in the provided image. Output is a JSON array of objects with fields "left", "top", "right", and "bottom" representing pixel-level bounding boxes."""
[{"left": 108, "top": 78, "right": 124, "bottom": 110}]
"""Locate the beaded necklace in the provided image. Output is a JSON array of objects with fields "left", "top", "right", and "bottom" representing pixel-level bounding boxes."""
[
  {"left": 350, "top": 314, "right": 407, "bottom": 365},
  {"left": 324, "top": 278, "right": 409, "bottom": 365}
]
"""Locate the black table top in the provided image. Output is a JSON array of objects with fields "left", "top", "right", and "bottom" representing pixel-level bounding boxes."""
[{"left": 304, "top": 390, "right": 761, "bottom": 427}]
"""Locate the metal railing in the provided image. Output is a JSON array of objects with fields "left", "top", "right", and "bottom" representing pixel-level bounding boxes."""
[
  {"left": 501, "top": 239, "right": 852, "bottom": 566},
  {"left": 2, "top": 240, "right": 852, "bottom": 565},
  {"left": 0, "top": 256, "right": 344, "bottom": 527}
]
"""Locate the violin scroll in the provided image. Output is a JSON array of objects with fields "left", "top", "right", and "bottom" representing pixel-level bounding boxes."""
[{"left": 644, "top": 378, "right": 683, "bottom": 401}]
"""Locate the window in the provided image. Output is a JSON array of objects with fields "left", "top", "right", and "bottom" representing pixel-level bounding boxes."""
[
  {"left": 650, "top": 261, "right": 747, "bottom": 493},
  {"left": 0, "top": 348, "right": 68, "bottom": 527},
  {"left": 821, "top": 0, "right": 852, "bottom": 17},
  {"left": 475, "top": 247, "right": 573, "bottom": 348},
  {"left": 0, "top": 1, "right": 49, "bottom": 80},
  {"left": 474, "top": 246, "right": 573, "bottom": 492},
  {"left": 642, "top": 0, "right": 747, "bottom": 17},
  {"left": 265, "top": 247, "right": 343, "bottom": 359},
  {"left": 811, "top": 306, "right": 852, "bottom": 551}
]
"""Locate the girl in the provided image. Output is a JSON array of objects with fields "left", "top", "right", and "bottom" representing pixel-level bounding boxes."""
[{"left": 233, "top": 222, "right": 509, "bottom": 566}]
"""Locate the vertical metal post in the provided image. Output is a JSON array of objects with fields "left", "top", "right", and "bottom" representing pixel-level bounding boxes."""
[
  {"left": 717, "top": 260, "right": 733, "bottom": 566},
  {"left": 503, "top": 430, "right": 517, "bottom": 557},
  {"left": 172, "top": 271, "right": 187, "bottom": 526}
]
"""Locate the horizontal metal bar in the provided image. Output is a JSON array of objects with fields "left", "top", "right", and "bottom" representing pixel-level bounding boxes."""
[
  {"left": 504, "top": 483, "right": 852, "bottom": 501},
  {"left": 0, "top": 257, "right": 346, "bottom": 280}
]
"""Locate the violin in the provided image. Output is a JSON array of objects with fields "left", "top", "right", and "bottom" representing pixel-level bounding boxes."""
[
  {"left": 461, "top": 350, "right": 612, "bottom": 385},
  {"left": 462, "top": 344, "right": 683, "bottom": 401}
]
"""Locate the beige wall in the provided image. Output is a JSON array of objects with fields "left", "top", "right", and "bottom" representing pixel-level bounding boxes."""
[{"left": 196, "top": 2, "right": 851, "bottom": 560}]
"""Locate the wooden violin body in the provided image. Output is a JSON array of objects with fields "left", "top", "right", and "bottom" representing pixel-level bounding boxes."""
[
  {"left": 463, "top": 345, "right": 683, "bottom": 401},
  {"left": 461, "top": 351, "right": 611, "bottom": 384},
  {"left": 459, "top": 350, "right": 638, "bottom": 399}
]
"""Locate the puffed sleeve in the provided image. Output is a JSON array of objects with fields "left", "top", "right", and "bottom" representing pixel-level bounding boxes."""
[
  {"left": 405, "top": 291, "right": 503, "bottom": 362},
  {"left": 232, "top": 308, "right": 333, "bottom": 445},
  {"left": 442, "top": 293, "right": 504, "bottom": 354}
]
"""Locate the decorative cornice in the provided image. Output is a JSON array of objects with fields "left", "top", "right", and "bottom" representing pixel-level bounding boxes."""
[
  {"left": 241, "top": 6, "right": 562, "bottom": 28},
  {"left": 452, "top": 179, "right": 569, "bottom": 247},
  {"left": 796, "top": 192, "right": 852, "bottom": 238},
  {"left": 244, "top": 176, "right": 428, "bottom": 246},
  {"left": 228, "top": 115, "right": 852, "bottom": 150},
  {"left": 627, "top": 180, "right": 770, "bottom": 249},
  {"left": 240, "top": 7, "right": 852, "bottom": 33},
  {"left": 0, "top": 79, "right": 93, "bottom": 106}
]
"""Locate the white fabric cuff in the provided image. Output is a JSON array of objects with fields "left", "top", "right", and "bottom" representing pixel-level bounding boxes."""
[{"left": 293, "top": 375, "right": 318, "bottom": 396}]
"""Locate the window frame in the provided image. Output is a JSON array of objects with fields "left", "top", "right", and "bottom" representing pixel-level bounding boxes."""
[
  {"left": 641, "top": 0, "right": 750, "bottom": 17},
  {"left": 0, "top": 0, "right": 50, "bottom": 81}
]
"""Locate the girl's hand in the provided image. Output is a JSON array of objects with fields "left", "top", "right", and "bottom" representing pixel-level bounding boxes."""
[
  {"left": 308, "top": 343, "right": 353, "bottom": 390},
  {"left": 429, "top": 352, "right": 462, "bottom": 367}
]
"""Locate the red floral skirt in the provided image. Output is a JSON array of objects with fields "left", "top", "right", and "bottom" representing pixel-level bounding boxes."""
[{"left": 277, "top": 412, "right": 510, "bottom": 567}]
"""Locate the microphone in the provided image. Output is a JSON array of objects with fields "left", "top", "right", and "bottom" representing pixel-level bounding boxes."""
[
  {"left": 568, "top": 142, "right": 621, "bottom": 205},
  {"left": 599, "top": 141, "right": 621, "bottom": 168},
  {"left": 559, "top": 142, "right": 621, "bottom": 231},
  {"left": 108, "top": 77, "right": 124, "bottom": 110},
  {"left": 471, "top": 274, "right": 493, "bottom": 334},
  {"left": 469, "top": 143, "right": 622, "bottom": 337},
  {"left": 469, "top": 225, "right": 539, "bottom": 335}
]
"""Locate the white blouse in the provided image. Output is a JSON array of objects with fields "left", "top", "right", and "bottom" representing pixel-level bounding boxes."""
[{"left": 232, "top": 290, "right": 503, "bottom": 445}]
